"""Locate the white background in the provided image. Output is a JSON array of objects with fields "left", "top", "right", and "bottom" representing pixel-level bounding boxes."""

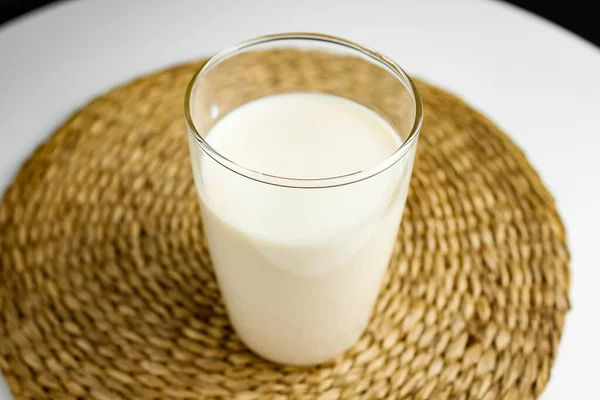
[{"left": 1, "top": 0, "right": 599, "bottom": 398}]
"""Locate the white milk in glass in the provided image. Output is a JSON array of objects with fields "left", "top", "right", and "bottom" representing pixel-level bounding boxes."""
[{"left": 191, "top": 93, "right": 415, "bottom": 365}]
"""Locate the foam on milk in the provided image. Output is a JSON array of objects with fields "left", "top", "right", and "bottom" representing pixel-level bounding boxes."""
[{"left": 191, "top": 93, "right": 415, "bottom": 364}]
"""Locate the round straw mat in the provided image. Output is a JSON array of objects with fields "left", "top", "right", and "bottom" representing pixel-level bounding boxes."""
[{"left": 0, "top": 58, "right": 570, "bottom": 400}]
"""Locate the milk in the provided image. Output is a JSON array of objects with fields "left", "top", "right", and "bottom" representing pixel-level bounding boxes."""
[{"left": 190, "top": 93, "right": 416, "bottom": 365}]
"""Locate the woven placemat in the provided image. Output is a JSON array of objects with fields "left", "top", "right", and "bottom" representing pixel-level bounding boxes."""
[{"left": 0, "top": 55, "right": 570, "bottom": 400}]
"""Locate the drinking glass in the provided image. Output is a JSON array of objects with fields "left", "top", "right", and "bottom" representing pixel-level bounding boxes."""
[{"left": 185, "top": 33, "right": 422, "bottom": 365}]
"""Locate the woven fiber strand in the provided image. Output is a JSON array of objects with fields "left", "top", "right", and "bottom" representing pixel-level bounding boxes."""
[{"left": 0, "top": 57, "right": 570, "bottom": 400}]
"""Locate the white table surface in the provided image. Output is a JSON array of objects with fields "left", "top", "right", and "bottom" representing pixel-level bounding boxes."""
[{"left": 1, "top": 0, "right": 599, "bottom": 398}]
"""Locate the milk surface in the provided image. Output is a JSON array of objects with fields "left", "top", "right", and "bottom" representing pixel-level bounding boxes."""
[{"left": 191, "top": 93, "right": 414, "bottom": 364}]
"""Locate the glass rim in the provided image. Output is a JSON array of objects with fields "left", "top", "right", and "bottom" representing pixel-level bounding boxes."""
[{"left": 184, "top": 32, "right": 423, "bottom": 189}]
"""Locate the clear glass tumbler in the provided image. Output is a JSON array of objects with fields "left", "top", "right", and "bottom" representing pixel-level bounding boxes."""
[{"left": 185, "top": 33, "right": 422, "bottom": 365}]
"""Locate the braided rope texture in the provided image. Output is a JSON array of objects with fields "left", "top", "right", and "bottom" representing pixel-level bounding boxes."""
[{"left": 0, "top": 57, "right": 570, "bottom": 400}]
